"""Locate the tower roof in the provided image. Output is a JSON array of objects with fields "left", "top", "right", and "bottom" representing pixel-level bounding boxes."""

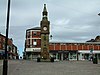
[
  {"left": 43, "top": 4, "right": 47, "bottom": 12},
  {"left": 42, "top": 4, "right": 48, "bottom": 16}
]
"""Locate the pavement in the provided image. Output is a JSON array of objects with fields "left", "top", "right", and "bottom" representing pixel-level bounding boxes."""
[
  {"left": 0, "top": 60, "right": 100, "bottom": 75},
  {"left": 0, "top": 60, "right": 3, "bottom": 66}
]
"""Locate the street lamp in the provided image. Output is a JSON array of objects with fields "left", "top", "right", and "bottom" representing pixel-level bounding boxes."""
[
  {"left": 50, "top": 35, "right": 53, "bottom": 40},
  {"left": 3, "top": 0, "right": 11, "bottom": 75},
  {"left": 98, "top": 13, "right": 100, "bottom": 16}
]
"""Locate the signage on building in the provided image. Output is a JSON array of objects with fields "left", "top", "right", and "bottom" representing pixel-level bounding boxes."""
[
  {"left": 33, "top": 49, "right": 41, "bottom": 52},
  {"left": 90, "top": 48, "right": 93, "bottom": 54}
]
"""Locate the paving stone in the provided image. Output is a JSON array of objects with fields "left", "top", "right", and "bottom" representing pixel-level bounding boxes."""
[{"left": 0, "top": 60, "right": 100, "bottom": 75}]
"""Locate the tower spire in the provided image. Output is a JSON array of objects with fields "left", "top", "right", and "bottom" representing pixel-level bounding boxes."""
[{"left": 42, "top": 4, "right": 48, "bottom": 17}]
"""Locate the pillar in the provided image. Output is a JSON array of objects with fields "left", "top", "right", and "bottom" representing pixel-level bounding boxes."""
[
  {"left": 31, "top": 53, "right": 33, "bottom": 60},
  {"left": 79, "top": 53, "right": 83, "bottom": 60},
  {"left": 69, "top": 52, "right": 70, "bottom": 60},
  {"left": 56, "top": 53, "right": 58, "bottom": 59},
  {"left": 61, "top": 53, "right": 63, "bottom": 60},
  {"left": 76, "top": 52, "right": 79, "bottom": 61}
]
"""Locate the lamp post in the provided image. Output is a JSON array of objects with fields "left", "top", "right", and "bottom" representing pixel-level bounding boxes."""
[
  {"left": 2, "top": 0, "right": 11, "bottom": 75},
  {"left": 98, "top": 13, "right": 100, "bottom": 16},
  {"left": 50, "top": 35, "right": 53, "bottom": 40}
]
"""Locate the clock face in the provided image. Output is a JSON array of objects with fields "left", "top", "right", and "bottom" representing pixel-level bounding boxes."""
[{"left": 43, "top": 27, "right": 47, "bottom": 31}]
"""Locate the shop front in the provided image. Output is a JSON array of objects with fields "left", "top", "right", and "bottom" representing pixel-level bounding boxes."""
[
  {"left": 49, "top": 50, "right": 78, "bottom": 61},
  {"left": 26, "top": 52, "right": 41, "bottom": 60},
  {"left": 0, "top": 50, "right": 5, "bottom": 59},
  {"left": 78, "top": 50, "right": 100, "bottom": 60}
]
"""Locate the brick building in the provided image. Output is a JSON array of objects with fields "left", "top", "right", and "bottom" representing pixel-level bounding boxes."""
[
  {"left": 24, "top": 27, "right": 41, "bottom": 59},
  {"left": 49, "top": 42, "right": 100, "bottom": 60},
  {"left": 0, "top": 33, "right": 19, "bottom": 59},
  {"left": 24, "top": 4, "right": 100, "bottom": 60}
]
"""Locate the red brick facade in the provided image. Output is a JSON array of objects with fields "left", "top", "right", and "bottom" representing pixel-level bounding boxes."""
[
  {"left": 0, "top": 33, "right": 19, "bottom": 59},
  {"left": 49, "top": 43, "right": 100, "bottom": 51},
  {"left": 25, "top": 28, "right": 41, "bottom": 49}
]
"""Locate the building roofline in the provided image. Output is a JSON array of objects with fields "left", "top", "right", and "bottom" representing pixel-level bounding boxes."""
[
  {"left": 49, "top": 41, "right": 100, "bottom": 44},
  {"left": 26, "top": 27, "right": 41, "bottom": 31},
  {"left": 0, "top": 33, "right": 6, "bottom": 38}
]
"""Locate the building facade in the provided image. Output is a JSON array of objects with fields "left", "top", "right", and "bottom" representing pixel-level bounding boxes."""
[
  {"left": 0, "top": 33, "right": 19, "bottom": 59},
  {"left": 25, "top": 27, "right": 41, "bottom": 59},
  {"left": 24, "top": 4, "right": 100, "bottom": 61},
  {"left": 49, "top": 42, "right": 100, "bottom": 60}
]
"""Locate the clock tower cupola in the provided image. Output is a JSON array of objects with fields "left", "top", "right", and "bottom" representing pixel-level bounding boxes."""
[{"left": 43, "top": 4, "right": 48, "bottom": 17}]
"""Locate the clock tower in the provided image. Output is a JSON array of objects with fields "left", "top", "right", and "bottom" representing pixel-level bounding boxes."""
[{"left": 40, "top": 4, "right": 50, "bottom": 59}]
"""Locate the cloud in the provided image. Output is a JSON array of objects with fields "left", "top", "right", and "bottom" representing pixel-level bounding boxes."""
[
  {"left": 54, "top": 19, "right": 70, "bottom": 25},
  {"left": 0, "top": 0, "right": 100, "bottom": 56}
]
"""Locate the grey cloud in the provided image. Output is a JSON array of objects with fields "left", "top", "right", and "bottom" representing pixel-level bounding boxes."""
[{"left": 0, "top": 0, "right": 100, "bottom": 56}]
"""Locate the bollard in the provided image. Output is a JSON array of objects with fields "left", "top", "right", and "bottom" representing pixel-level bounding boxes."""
[
  {"left": 93, "top": 57, "right": 98, "bottom": 64},
  {"left": 37, "top": 57, "right": 40, "bottom": 62},
  {"left": 50, "top": 57, "right": 54, "bottom": 62}
]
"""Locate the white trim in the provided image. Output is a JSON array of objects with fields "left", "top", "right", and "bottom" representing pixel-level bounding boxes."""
[
  {"left": 78, "top": 50, "right": 100, "bottom": 54},
  {"left": 30, "top": 39, "right": 32, "bottom": 46},
  {"left": 50, "top": 42, "right": 100, "bottom": 44},
  {"left": 26, "top": 48, "right": 41, "bottom": 52},
  {"left": 27, "top": 38, "right": 41, "bottom": 39},
  {"left": 30, "top": 30, "right": 41, "bottom": 32},
  {"left": 31, "top": 30, "right": 32, "bottom": 38}
]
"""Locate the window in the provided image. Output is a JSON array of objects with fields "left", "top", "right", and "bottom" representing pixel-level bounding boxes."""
[
  {"left": 33, "top": 39, "right": 37, "bottom": 45},
  {"left": 3, "top": 44, "right": 5, "bottom": 49},
  {"left": 8, "top": 46, "right": 12, "bottom": 52},
  {"left": 27, "top": 39, "right": 30, "bottom": 45},
  {"left": 0, "top": 38, "right": 1, "bottom": 42},
  {"left": 3, "top": 39, "right": 5, "bottom": 43},
  {"left": 44, "top": 44, "right": 46, "bottom": 46},
  {"left": 27, "top": 31, "right": 30, "bottom": 38},
  {"left": 33, "top": 32, "right": 37, "bottom": 36},
  {"left": 0, "top": 43, "right": 1, "bottom": 48}
]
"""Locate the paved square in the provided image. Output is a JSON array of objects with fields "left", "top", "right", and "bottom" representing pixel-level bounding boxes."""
[{"left": 0, "top": 60, "right": 100, "bottom": 75}]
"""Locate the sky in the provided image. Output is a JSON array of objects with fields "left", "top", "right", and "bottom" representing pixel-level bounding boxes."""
[{"left": 0, "top": 0, "right": 100, "bottom": 56}]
